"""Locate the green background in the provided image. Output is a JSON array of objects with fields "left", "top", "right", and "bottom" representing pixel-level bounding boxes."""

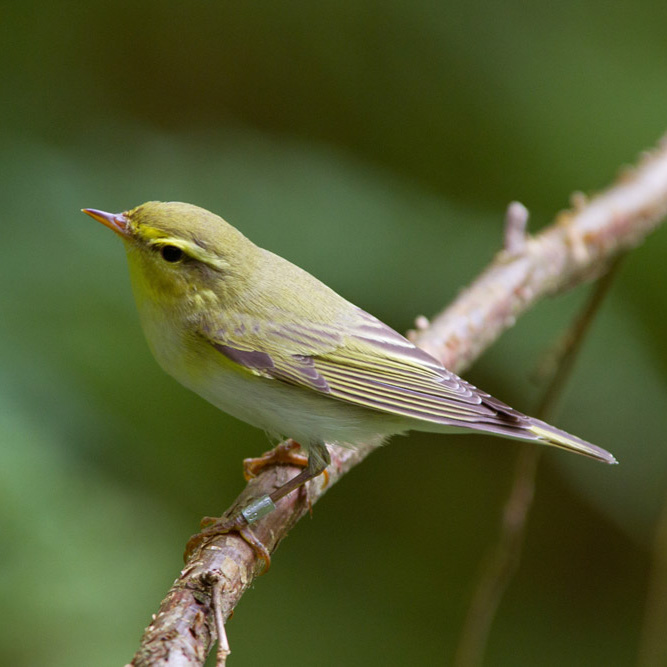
[{"left": 2, "top": 1, "right": 667, "bottom": 665}]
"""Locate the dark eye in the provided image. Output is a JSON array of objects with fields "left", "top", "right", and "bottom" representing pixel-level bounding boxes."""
[{"left": 160, "top": 245, "right": 184, "bottom": 263}]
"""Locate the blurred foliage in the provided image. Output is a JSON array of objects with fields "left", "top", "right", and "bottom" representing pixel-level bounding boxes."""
[{"left": 1, "top": 1, "right": 667, "bottom": 665}]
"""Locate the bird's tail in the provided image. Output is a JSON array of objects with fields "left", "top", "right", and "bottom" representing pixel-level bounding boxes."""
[{"left": 527, "top": 418, "right": 617, "bottom": 464}]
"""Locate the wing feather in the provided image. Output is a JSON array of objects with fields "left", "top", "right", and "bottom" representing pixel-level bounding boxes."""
[
  {"left": 197, "top": 298, "right": 616, "bottom": 463},
  {"left": 202, "top": 306, "right": 518, "bottom": 429},
  {"left": 313, "top": 360, "right": 498, "bottom": 422}
]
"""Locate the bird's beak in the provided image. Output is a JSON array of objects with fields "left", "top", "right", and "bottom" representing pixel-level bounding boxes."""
[{"left": 82, "top": 208, "right": 130, "bottom": 238}]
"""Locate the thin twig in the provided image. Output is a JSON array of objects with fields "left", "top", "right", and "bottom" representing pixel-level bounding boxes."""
[
  {"left": 503, "top": 201, "right": 529, "bottom": 254},
  {"left": 453, "top": 257, "right": 623, "bottom": 667},
  {"left": 212, "top": 582, "right": 230, "bottom": 666},
  {"left": 130, "top": 135, "right": 667, "bottom": 666}
]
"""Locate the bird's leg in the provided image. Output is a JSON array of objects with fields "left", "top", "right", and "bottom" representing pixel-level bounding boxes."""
[
  {"left": 184, "top": 442, "right": 331, "bottom": 569},
  {"left": 267, "top": 441, "right": 330, "bottom": 503}
]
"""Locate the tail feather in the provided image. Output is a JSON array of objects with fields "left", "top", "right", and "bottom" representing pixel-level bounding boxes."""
[
  {"left": 527, "top": 419, "right": 617, "bottom": 464},
  {"left": 476, "top": 393, "right": 617, "bottom": 464}
]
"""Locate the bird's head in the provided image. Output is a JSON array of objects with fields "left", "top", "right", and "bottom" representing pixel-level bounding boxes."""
[{"left": 83, "top": 201, "right": 257, "bottom": 314}]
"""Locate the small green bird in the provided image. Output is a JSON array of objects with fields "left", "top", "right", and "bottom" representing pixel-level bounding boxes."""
[{"left": 83, "top": 202, "right": 616, "bottom": 533}]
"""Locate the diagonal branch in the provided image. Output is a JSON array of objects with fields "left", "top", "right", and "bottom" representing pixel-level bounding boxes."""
[{"left": 129, "top": 135, "right": 667, "bottom": 667}]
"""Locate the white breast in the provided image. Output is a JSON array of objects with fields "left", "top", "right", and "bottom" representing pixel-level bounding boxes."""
[{"left": 137, "top": 300, "right": 404, "bottom": 450}]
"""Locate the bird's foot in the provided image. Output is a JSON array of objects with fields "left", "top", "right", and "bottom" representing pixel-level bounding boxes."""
[
  {"left": 184, "top": 442, "right": 331, "bottom": 570},
  {"left": 243, "top": 439, "right": 330, "bottom": 487},
  {"left": 184, "top": 509, "right": 272, "bottom": 571},
  {"left": 243, "top": 439, "right": 305, "bottom": 478}
]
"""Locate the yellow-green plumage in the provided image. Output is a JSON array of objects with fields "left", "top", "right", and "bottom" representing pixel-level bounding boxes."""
[{"left": 83, "top": 201, "right": 617, "bottom": 469}]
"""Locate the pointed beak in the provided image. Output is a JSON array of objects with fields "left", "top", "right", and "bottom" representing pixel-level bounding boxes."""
[{"left": 82, "top": 208, "right": 130, "bottom": 237}]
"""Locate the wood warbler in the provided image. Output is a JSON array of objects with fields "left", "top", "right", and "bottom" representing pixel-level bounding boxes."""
[{"left": 83, "top": 202, "right": 616, "bottom": 535}]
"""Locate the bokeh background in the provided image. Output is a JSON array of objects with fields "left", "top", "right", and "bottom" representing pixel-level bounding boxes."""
[{"left": 2, "top": 2, "right": 667, "bottom": 665}]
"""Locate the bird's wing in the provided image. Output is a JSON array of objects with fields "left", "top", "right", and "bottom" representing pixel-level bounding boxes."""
[
  {"left": 201, "top": 306, "right": 617, "bottom": 464},
  {"left": 201, "top": 307, "right": 512, "bottom": 427}
]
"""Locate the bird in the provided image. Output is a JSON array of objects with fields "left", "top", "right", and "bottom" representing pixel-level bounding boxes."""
[{"left": 83, "top": 201, "right": 616, "bottom": 556}]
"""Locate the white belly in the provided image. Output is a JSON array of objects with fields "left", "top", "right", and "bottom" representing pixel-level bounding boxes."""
[{"left": 139, "top": 305, "right": 404, "bottom": 449}]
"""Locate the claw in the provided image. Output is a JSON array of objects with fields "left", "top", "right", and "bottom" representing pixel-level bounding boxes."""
[
  {"left": 184, "top": 514, "right": 271, "bottom": 572},
  {"left": 237, "top": 526, "right": 271, "bottom": 571}
]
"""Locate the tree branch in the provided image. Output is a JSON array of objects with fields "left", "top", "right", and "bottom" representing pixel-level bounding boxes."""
[{"left": 129, "top": 135, "right": 667, "bottom": 666}]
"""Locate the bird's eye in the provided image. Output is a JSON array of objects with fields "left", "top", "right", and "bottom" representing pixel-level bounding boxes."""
[{"left": 160, "top": 245, "right": 184, "bottom": 263}]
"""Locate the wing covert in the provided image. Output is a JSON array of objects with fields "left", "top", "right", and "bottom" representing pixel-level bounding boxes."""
[{"left": 202, "top": 306, "right": 517, "bottom": 428}]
